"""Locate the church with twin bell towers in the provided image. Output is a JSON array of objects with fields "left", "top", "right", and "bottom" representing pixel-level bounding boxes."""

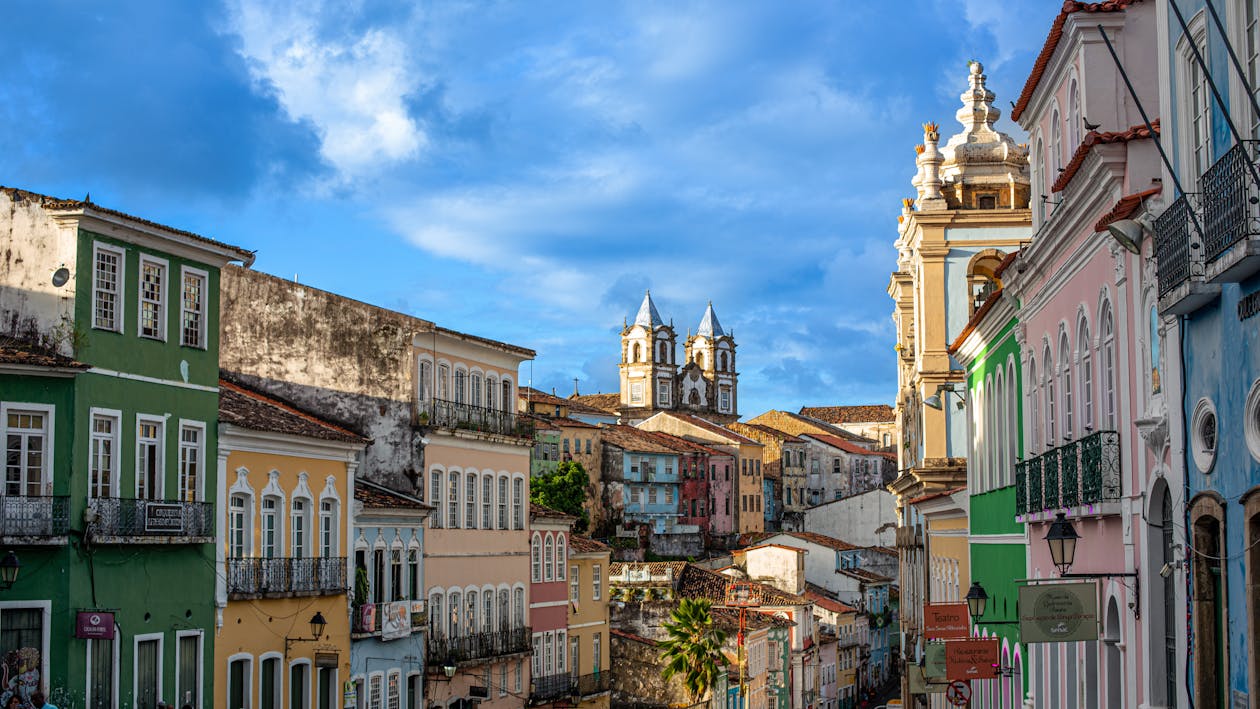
[{"left": 618, "top": 291, "right": 739, "bottom": 424}]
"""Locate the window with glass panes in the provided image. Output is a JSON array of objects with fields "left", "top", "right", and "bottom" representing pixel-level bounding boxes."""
[
  {"left": 386, "top": 671, "right": 400, "bottom": 709},
  {"left": 261, "top": 497, "right": 279, "bottom": 558},
  {"left": 178, "top": 423, "right": 201, "bottom": 502},
  {"left": 137, "top": 418, "right": 162, "bottom": 499},
  {"left": 292, "top": 498, "right": 309, "bottom": 556},
  {"left": 448, "top": 472, "right": 459, "bottom": 528},
  {"left": 454, "top": 370, "right": 467, "bottom": 403},
  {"left": 430, "top": 471, "right": 442, "bottom": 527},
  {"left": 90, "top": 412, "right": 118, "bottom": 499},
  {"left": 592, "top": 564, "right": 601, "bottom": 600},
  {"left": 407, "top": 549, "right": 419, "bottom": 599},
  {"left": 466, "top": 472, "right": 477, "bottom": 528},
  {"left": 373, "top": 549, "right": 386, "bottom": 604},
  {"left": 513, "top": 478, "right": 524, "bottom": 529},
  {"left": 320, "top": 500, "right": 335, "bottom": 557},
  {"left": 93, "top": 245, "right": 122, "bottom": 331},
  {"left": 570, "top": 566, "right": 580, "bottom": 603},
  {"left": 229, "top": 495, "right": 248, "bottom": 556},
  {"left": 181, "top": 269, "right": 206, "bottom": 348},
  {"left": 5, "top": 409, "right": 47, "bottom": 497},
  {"left": 471, "top": 374, "right": 482, "bottom": 407},
  {"left": 88, "top": 635, "right": 115, "bottom": 708},
  {"left": 498, "top": 477, "right": 508, "bottom": 528},
  {"left": 390, "top": 549, "right": 403, "bottom": 601},
  {"left": 177, "top": 633, "right": 200, "bottom": 708},
  {"left": 139, "top": 256, "right": 166, "bottom": 340},
  {"left": 136, "top": 636, "right": 161, "bottom": 708},
  {"left": 482, "top": 476, "right": 492, "bottom": 528}
]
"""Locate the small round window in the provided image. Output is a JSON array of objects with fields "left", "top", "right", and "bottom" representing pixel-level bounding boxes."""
[
  {"left": 1246, "top": 380, "right": 1260, "bottom": 463},
  {"left": 1191, "top": 398, "right": 1218, "bottom": 473}
]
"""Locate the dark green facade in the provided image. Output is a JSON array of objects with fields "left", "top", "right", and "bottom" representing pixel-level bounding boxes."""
[{"left": 2, "top": 213, "right": 246, "bottom": 708}]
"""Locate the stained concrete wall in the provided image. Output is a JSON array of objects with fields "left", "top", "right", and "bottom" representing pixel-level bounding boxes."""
[{"left": 0, "top": 190, "right": 78, "bottom": 352}]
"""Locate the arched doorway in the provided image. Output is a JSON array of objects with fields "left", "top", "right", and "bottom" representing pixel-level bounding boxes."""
[{"left": 1104, "top": 597, "right": 1122, "bottom": 708}]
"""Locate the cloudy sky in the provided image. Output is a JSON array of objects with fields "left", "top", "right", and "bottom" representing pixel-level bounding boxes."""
[{"left": 0, "top": 0, "right": 1051, "bottom": 416}]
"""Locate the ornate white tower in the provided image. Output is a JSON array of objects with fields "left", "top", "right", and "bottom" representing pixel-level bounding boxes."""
[
  {"left": 683, "top": 302, "right": 737, "bottom": 419},
  {"left": 619, "top": 291, "right": 678, "bottom": 414}
]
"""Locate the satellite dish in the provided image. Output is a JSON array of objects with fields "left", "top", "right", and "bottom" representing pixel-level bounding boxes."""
[{"left": 51, "top": 267, "right": 70, "bottom": 287}]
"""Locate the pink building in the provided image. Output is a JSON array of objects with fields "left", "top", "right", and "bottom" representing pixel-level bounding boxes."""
[
  {"left": 529, "top": 505, "right": 576, "bottom": 706},
  {"left": 1007, "top": 1, "right": 1177, "bottom": 706}
]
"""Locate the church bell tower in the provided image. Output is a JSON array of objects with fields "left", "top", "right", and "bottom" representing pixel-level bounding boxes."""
[{"left": 619, "top": 291, "right": 678, "bottom": 417}]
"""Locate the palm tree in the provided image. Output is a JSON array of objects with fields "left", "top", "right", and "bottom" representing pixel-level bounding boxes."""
[{"left": 658, "top": 598, "right": 729, "bottom": 703}]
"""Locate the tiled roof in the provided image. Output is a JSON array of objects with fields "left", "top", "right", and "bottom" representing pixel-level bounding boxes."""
[
  {"left": 801, "top": 433, "right": 880, "bottom": 457},
  {"left": 1053, "top": 120, "right": 1159, "bottom": 193},
  {"left": 1011, "top": 1, "right": 1145, "bottom": 122},
  {"left": 569, "top": 535, "right": 611, "bottom": 553},
  {"left": 609, "top": 561, "right": 688, "bottom": 578},
  {"left": 638, "top": 430, "right": 727, "bottom": 456},
  {"left": 655, "top": 412, "right": 760, "bottom": 445},
  {"left": 3, "top": 186, "right": 254, "bottom": 261},
  {"left": 993, "top": 250, "right": 1020, "bottom": 278},
  {"left": 728, "top": 422, "right": 804, "bottom": 442},
  {"left": 551, "top": 416, "right": 600, "bottom": 429},
  {"left": 839, "top": 567, "right": 892, "bottom": 584},
  {"left": 219, "top": 379, "right": 368, "bottom": 443},
  {"left": 570, "top": 393, "right": 621, "bottom": 413},
  {"left": 805, "top": 583, "right": 858, "bottom": 614},
  {"left": 797, "top": 405, "right": 895, "bottom": 424},
  {"left": 864, "top": 546, "right": 898, "bottom": 558},
  {"left": 762, "top": 460, "right": 782, "bottom": 480},
  {"left": 907, "top": 486, "right": 967, "bottom": 506},
  {"left": 0, "top": 339, "right": 88, "bottom": 370},
  {"left": 677, "top": 564, "right": 807, "bottom": 607},
  {"left": 519, "top": 387, "right": 572, "bottom": 408},
  {"left": 354, "top": 479, "right": 430, "bottom": 509},
  {"left": 948, "top": 287, "right": 1006, "bottom": 355},
  {"left": 737, "top": 542, "right": 808, "bottom": 555},
  {"left": 600, "top": 425, "right": 680, "bottom": 455},
  {"left": 530, "top": 503, "right": 576, "bottom": 523},
  {"left": 750, "top": 411, "right": 874, "bottom": 443},
  {"left": 750, "top": 531, "right": 859, "bottom": 553},
  {"left": 1093, "top": 186, "right": 1162, "bottom": 233},
  {"left": 711, "top": 607, "right": 783, "bottom": 631}
]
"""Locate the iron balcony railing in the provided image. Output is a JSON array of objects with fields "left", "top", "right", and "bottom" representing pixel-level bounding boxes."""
[
  {"left": 573, "top": 672, "right": 610, "bottom": 696},
  {"left": 227, "top": 557, "right": 347, "bottom": 597},
  {"left": 0, "top": 495, "right": 69, "bottom": 538},
  {"left": 427, "top": 626, "right": 532, "bottom": 666},
  {"left": 88, "top": 498, "right": 213, "bottom": 539},
  {"left": 1201, "top": 140, "right": 1260, "bottom": 263},
  {"left": 530, "top": 672, "right": 575, "bottom": 704},
  {"left": 1015, "top": 430, "right": 1121, "bottom": 515},
  {"left": 421, "top": 398, "right": 535, "bottom": 440},
  {"left": 1154, "top": 193, "right": 1198, "bottom": 297}
]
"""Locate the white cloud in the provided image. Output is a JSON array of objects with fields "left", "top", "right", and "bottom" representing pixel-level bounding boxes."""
[{"left": 226, "top": 1, "right": 426, "bottom": 178}]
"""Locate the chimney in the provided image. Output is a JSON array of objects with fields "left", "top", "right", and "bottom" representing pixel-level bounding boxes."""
[{"left": 573, "top": 378, "right": 580, "bottom": 397}]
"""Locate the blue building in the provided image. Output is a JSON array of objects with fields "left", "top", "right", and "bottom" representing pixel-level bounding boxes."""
[
  {"left": 1155, "top": 2, "right": 1260, "bottom": 706},
  {"left": 600, "top": 425, "right": 682, "bottom": 534},
  {"left": 350, "top": 480, "right": 432, "bottom": 707},
  {"left": 838, "top": 550, "right": 893, "bottom": 691}
]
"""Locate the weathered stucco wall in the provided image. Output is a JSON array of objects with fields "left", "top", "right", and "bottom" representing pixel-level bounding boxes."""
[
  {"left": 803, "top": 489, "right": 897, "bottom": 548},
  {"left": 0, "top": 189, "right": 78, "bottom": 352},
  {"left": 219, "top": 266, "right": 433, "bottom": 491}
]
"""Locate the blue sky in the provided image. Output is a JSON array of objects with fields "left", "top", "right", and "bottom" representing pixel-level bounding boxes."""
[{"left": 0, "top": 0, "right": 1052, "bottom": 416}]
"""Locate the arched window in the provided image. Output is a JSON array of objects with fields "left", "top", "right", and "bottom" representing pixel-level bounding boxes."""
[
  {"left": 466, "top": 472, "right": 477, "bottom": 528},
  {"left": 1060, "top": 332, "right": 1074, "bottom": 439},
  {"left": 1051, "top": 107, "right": 1063, "bottom": 175},
  {"left": 1006, "top": 360, "right": 1017, "bottom": 479},
  {"left": 482, "top": 589, "right": 493, "bottom": 633},
  {"left": 531, "top": 534, "right": 542, "bottom": 582},
  {"left": 319, "top": 499, "right": 337, "bottom": 558},
  {"left": 471, "top": 373, "right": 483, "bottom": 407},
  {"left": 720, "top": 351, "right": 729, "bottom": 371},
  {"left": 1043, "top": 344, "right": 1056, "bottom": 446},
  {"left": 514, "top": 587, "right": 525, "bottom": 627},
  {"left": 430, "top": 591, "right": 444, "bottom": 638},
  {"left": 1101, "top": 303, "right": 1117, "bottom": 429},
  {"left": 1079, "top": 318, "right": 1094, "bottom": 432},
  {"left": 544, "top": 534, "right": 555, "bottom": 581},
  {"left": 448, "top": 472, "right": 460, "bottom": 529},
  {"left": 437, "top": 364, "right": 450, "bottom": 400},
  {"left": 482, "top": 475, "right": 493, "bottom": 529},
  {"left": 632, "top": 343, "right": 642, "bottom": 362},
  {"left": 498, "top": 476, "right": 509, "bottom": 529},
  {"left": 557, "top": 535, "right": 567, "bottom": 580},
  {"left": 448, "top": 590, "right": 462, "bottom": 637},
  {"left": 1191, "top": 495, "right": 1227, "bottom": 708},
  {"left": 498, "top": 589, "right": 510, "bottom": 630},
  {"left": 429, "top": 469, "right": 443, "bottom": 528},
  {"left": 1159, "top": 485, "right": 1178, "bottom": 706},
  {"left": 1035, "top": 138, "right": 1046, "bottom": 223},
  {"left": 454, "top": 369, "right": 467, "bottom": 404},
  {"left": 502, "top": 379, "right": 513, "bottom": 412},
  {"left": 1028, "top": 358, "right": 1040, "bottom": 453},
  {"left": 229, "top": 493, "right": 251, "bottom": 557},
  {"left": 659, "top": 341, "right": 668, "bottom": 362},
  {"left": 1068, "top": 78, "right": 1082, "bottom": 149},
  {"left": 261, "top": 495, "right": 281, "bottom": 559},
  {"left": 486, "top": 376, "right": 498, "bottom": 410},
  {"left": 291, "top": 497, "right": 311, "bottom": 557},
  {"left": 418, "top": 359, "right": 432, "bottom": 402},
  {"left": 994, "top": 369, "right": 1005, "bottom": 488},
  {"left": 513, "top": 478, "right": 525, "bottom": 530}
]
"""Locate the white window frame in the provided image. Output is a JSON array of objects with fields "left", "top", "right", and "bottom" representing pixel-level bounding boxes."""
[
  {"left": 84, "top": 626, "right": 120, "bottom": 709},
  {"left": 289, "top": 657, "right": 314, "bottom": 709},
  {"left": 133, "top": 631, "right": 165, "bottom": 707},
  {"left": 135, "top": 414, "right": 165, "bottom": 500},
  {"left": 657, "top": 378, "right": 671, "bottom": 406},
  {"left": 368, "top": 671, "right": 384, "bottom": 709},
  {"left": 592, "top": 564, "right": 602, "bottom": 601},
  {"left": 1, "top": 402, "right": 55, "bottom": 496},
  {"left": 177, "top": 419, "right": 205, "bottom": 502},
  {"left": 179, "top": 266, "right": 208, "bottom": 349},
  {"left": 292, "top": 495, "right": 312, "bottom": 557},
  {"left": 89, "top": 407, "right": 121, "bottom": 499},
  {"left": 630, "top": 381, "right": 644, "bottom": 404},
  {"left": 1176, "top": 13, "right": 1213, "bottom": 182},
  {"left": 92, "top": 242, "right": 126, "bottom": 333},
  {"left": 175, "top": 628, "right": 204, "bottom": 709},
  {"left": 137, "top": 253, "right": 169, "bottom": 341},
  {"left": 1, "top": 601, "right": 52, "bottom": 699},
  {"left": 319, "top": 498, "right": 338, "bottom": 558},
  {"left": 226, "top": 652, "right": 254, "bottom": 709}
]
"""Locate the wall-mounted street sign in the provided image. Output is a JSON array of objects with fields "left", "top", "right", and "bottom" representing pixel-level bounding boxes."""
[
  {"left": 75, "top": 611, "right": 115, "bottom": 639},
  {"left": 144, "top": 503, "right": 184, "bottom": 533},
  {"left": 924, "top": 641, "right": 947, "bottom": 680},
  {"left": 945, "top": 637, "right": 999, "bottom": 680},
  {"left": 1018, "top": 581, "right": 1098, "bottom": 643},
  {"left": 924, "top": 603, "right": 970, "bottom": 639}
]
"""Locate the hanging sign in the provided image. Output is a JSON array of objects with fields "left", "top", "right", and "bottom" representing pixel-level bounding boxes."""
[
  {"left": 909, "top": 665, "right": 949, "bottom": 694},
  {"left": 1018, "top": 582, "right": 1098, "bottom": 643},
  {"left": 380, "top": 601, "right": 412, "bottom": 641},
  {"left": 924, "top": 603, "right": 970, "bottom": 639},
  {"left": 75, "top": 611, "right": 115, "bottom": 639},
  {"left": 945, "top": 637, "right": 999, "bottom": 680},
  {"left": 924, "top": 641, "right": 947, "bottom": 680}
]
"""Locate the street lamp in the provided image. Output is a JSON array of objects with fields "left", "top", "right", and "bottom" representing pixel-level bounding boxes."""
[
  {"left": 964, "top": 581, "right": 988, "bottom": 622},
  {"left": 924, "top": 383, "right": 966, "bottom": 411},
  {"left": 285, "top": 612, "right": 329, "bottom": 658},
  {"left": 1044, "top": 512, "right": 1080, "bottom": 576},
  {"left": 0, "top": 551, "right": 20, "bottom": 590}
]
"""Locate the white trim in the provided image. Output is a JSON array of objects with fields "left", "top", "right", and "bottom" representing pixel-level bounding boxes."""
[
  {"left": 968, "top": 534, "right": 1028, "bottom": 545},
  {"left": 1191, "top": 397, "right": 1218, "bottom": 473},
  {"left": 289, "top": 657, "right": 314, "bottom": 708},
  {"left": 0, "top": 402, "right": 56, "bottom": 495},
  {"left": 89, "top": 406, "right": 123, "bottom": 500},
  {"left": 178, "top": 265, "right": 210, "bottom": 349},
  {"left": 87, "top": 366, "right": 219, "bottom": 392},
  {"left": 177, "top": 418, "right": 207, "bottom": 502},
  {"left": 257, "top": 652, "right": 284, "bottom": 709},
  {"left": 226, "top": 652, "right": 254, "bottom": 709},
  {"left": 175, "top": 628, "right": 205, "bottom": 708},
  {"left": 133, "top": 631, "right": 165, "bottom": 707},
  {"left": 0, "top": 600, "right": 52, "bottom": 697},
  {"left": 92, "top": 240, "right": 127, "bottom": 333},
  {"left": 566, "top": 619, "right": 608, "bottom": 631},
  {"left": 135, "top": 413, "right": 166, "bottom": 499},
  {"left": 529, "top": 599, "right": 571, "bottom": 609},
  {"left": 137, "top": 252, "right": 169, "bottom": 341},
  {"left": 84, "top": 623, "right": 121, "bottom": 709}
]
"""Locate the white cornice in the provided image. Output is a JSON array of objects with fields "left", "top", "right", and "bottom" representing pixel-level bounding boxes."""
[
  {"left": 49, "top": 210, "right": 252, "bottom": 267},
  {"left": 218, "top": 424, "right": 366, "bottom": 461},
  {"left": 0, "top": 364, "right": 84, "bottom": 378},
  {"left": 1018, "top": 13, "right": 1129, "bottom": 132}
]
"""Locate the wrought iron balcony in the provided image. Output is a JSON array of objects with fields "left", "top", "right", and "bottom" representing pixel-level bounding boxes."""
[
  {"left": 1153, "top": 193, "right": 1198, "bottom": 298},
  {"left": 573, "top": 671, "right": 610, "bottom": 696},
  {"left": 227, "top": 557, "right": 347, "bottom": 597},
  {"left": 427, "top": 626, "right": 532, "bottom": 666},
  {"left": 1015, "top": 431, "right": 1120, "bottom": 517},
  {"left": 530, "top": 672, "right": 575, "bottom": 704},
  {"left": 420, "top": 398, "right": 535, "bottom": 440},
  {"left": 0, "top": 495, "right": 69, "bottom": 541},
  {"left": 1201, "top": 141, "right": 1260, "bottom": 262},
  {"left": 88, "top": 498, "right": 213, "bottom": 541}
]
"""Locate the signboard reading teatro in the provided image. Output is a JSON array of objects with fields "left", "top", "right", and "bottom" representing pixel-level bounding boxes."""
[
  {"left": 1018, "top": 582, "right": 1098, "bottom": 643},
  {"left": 924, "top": 603, "right": 970, "bottom": 639},
  {"left": 945, "top": 637, "right": 999, "bottom": 680}
]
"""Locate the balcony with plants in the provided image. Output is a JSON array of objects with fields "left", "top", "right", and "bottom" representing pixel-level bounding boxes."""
[{"left": 1015, "top": 430, "right": 1120, "bottom": 520}]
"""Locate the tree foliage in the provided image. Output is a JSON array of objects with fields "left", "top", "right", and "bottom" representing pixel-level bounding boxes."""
[
  {"left": 530, "top": 460, "right": 590, "bottom": 532},
  {"left": 659, "top": 598, "right": 729, "bottom": 703}
]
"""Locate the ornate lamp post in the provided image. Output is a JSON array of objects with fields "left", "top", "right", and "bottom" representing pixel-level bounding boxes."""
[
  {"left": 1044, "top": 512, "right": 1080, "bottom": 576},
  {"left": 0, "top": 551, "right": 20, "bottom": 590}
]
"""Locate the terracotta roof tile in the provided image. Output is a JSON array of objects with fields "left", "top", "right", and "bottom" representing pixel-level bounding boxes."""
[
  {"left": 519, "top": 387, "right": 572, "bottom": 408},
  {"left": 1093, "top": 186, "right": 1162, "bottom": 233},
  {"left": 762, "top": 460, "right": 782, "bottom": 480},
  {"left": 1052, "top": 120, "right": 1159, "bottom": 193},
  {"left": 0, "top": 339, "right": 88, "bottom": 370},
  {"left": 551, "top": 416, "right": 600, "bottom": 429},
  {"left": 676, "top": 564, "right": 808, "bottom": 608},
  {"left": 655, "top": 412, "right": 761, "bottom": 445},
  {"left": 907, "top": 486, "right": 967, "bottom": 506},
  {"left": 219, "top": 378, "right": 368, "bottom": 443},
  {"left": 569, "top": 535, "right": 611, "bottom": 553},
  {"left": 800, "top": 433, "right": 880, "bottom": 457},
  {"left": 728, "top": 422, "right": 804, "bottom": 442},
  {"left": 748, "top": 531, "right": 859, "bottom": 553},
  {"left": 609, "top": 561, "right": 688, "bottom": 578},
  {"left": 530, "top": 503, "right": 576, "bottom": 523},
  {"left": 570, "top": 393, "right": 620, "bottom": 413},
  {"left": 354, "top": 479, "right": 430, "bottom": 509},
  {"left": 838, "top": 567, "right": 892, "bottom": 584},
  {"left": 750, "top": 411, "right": 875, "bottom": 443},
  {"left": 805, "top": 583, "right": 858, "bottom": 614},
  {"left": 797, "top": 406, "right": 895, "bottom": 424},
  {"left": 948, "top": 287, "right": 1006, "bottom": 355},
  {"left": 1012, "top": 1, "right": 1144, "bottom": 122},
  {"left": 638, "top": 430, "right": 728, "bottom": 456},
  {"left": 600, "top": 425, "right": 680, "bottom": 455}
]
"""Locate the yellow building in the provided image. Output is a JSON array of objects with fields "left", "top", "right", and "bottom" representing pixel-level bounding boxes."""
[
  {"left": 215, "top": 378, "right": 367, "bottom": 708},
  {"left": 567, "top": 534, "right": 612, "bottom": 708}
]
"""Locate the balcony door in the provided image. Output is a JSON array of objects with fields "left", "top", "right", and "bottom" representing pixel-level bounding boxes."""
[{"left": 4, "top": 408, "right": 47, "bottom": 497}]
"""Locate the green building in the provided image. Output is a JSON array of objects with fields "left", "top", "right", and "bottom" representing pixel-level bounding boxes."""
[
  {"left": 951, "top": 281, "right": 1028, "bottom": 700},
  {"left": 0, "top": 188, "right": 252, "bottom": 708},
  {"left": 530, "top": 418, "right": 562, "bottom": 477}
]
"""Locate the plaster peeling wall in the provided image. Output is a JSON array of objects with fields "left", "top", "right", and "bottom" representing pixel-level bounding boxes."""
[
  {"left": 802, "top": 489, "right": 898, "bottom": 548},
  {"left": 219, "top": 265, "right": 432, "bottom": 492},
  {"left": 0, "top": 190, "right": 77, "bottom": 353}
]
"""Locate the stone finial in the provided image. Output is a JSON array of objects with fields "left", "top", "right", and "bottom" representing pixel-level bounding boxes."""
[
  {"left": 957, "top": 60, "right": 999, "bottom": 134},
  {"left": 923, "top": 122, "right": 940, "bottom": 143},
  {"left": 902, "top": 197, "right": 915, "bottom": 212},
  {"left": 914, "top": 144, "right": 925, "bottom": 155},
  {"left": 919, "top": 119, "right": 945, "bottom": 207}
]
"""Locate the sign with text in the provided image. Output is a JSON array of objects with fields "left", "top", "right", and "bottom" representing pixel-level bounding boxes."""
[
  {"left": 75, "top": 611, "right": 115, "bottom": 639},
  {"left": 144, "top": 503, "right": 185, "bottom": 533},
  {"left": 924, "top": 641, "right": 947, "bottom": 680},
  {"left": 924, "top": 603, "right": 970, "bottom": 639},
  {"left": 1018, "top": 582, "right": 1098, "bottom": 643},
  {"left": 945, "top": 637, "right": 999, "bottom": 680},
  {"left": 380, "top": 601, "right": 412, "bottom": 641}
]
